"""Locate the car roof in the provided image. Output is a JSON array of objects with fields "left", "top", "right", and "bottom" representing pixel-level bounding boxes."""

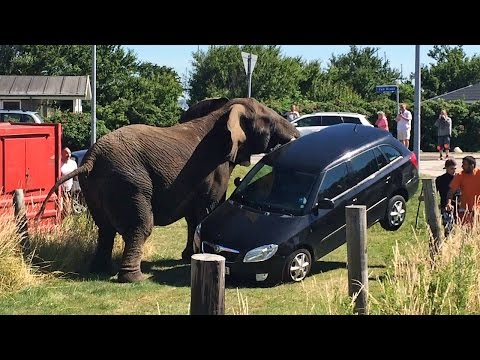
[
  {"left": 296, "top": 112, "right": 366, "bottom": 117},
  {"left": 0, "top": 109, "right": 38, "bottom": 114},
  {"left": 263, "top": 124, "right": 401, "bottom": 173}
]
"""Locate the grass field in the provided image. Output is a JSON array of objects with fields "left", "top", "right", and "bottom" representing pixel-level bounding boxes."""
[{"left": 0, "top": 166, "right": 439, "bottom": 314}]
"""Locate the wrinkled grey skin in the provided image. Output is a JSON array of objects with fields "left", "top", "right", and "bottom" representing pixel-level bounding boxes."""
[
  {"left": 179, "top": 97, "right": 229, "bottom": 124},
  {"left": 36, "top": 98, "right": 300, "bottom": 283}
]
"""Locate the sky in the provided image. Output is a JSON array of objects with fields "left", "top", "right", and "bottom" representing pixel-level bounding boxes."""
[{"left": 123, "top": 45, "right": 480, "bottom": 82}]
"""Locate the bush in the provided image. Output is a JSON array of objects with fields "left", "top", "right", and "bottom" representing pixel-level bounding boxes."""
[{"left": 45, "top": 111, "right": 110, "bottom": 151}]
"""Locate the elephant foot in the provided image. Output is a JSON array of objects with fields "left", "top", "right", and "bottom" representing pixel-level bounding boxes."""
[
  {"left": 117, "top": 270, "right": 146, "bottom": 283},
  {"left": 181, "top": 248, "right": 194, "bottom": 262}
]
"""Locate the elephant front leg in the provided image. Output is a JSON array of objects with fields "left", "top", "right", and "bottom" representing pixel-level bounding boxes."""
[{"left": 181, "top": 217, "right": 196, "bottom": 261}]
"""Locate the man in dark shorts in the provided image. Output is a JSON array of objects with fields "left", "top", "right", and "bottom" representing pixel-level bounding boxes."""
[{"left": 435, "top": 110, "right": 452, "bottom": 160}]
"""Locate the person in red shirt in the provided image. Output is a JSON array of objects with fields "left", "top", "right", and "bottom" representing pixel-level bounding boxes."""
[{"left": 446, "top": 156, "right": 480, "bottom": 224}]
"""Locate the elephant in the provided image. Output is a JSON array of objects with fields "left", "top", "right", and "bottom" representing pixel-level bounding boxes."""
[
  {"left": 179, "top": 97, "right": 229, "bottom": 124},
  {"left": 35, "top": 98, "right": 300, "bottom": 283}
]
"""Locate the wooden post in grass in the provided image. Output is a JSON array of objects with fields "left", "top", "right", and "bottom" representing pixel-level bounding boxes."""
[
  {"left": 190, "top": 253, "right": 225, "bottom": 315},
  {"left": 346, "top": 205, "right": 368, "bottom": 315},
  {"left": 13, "top": 189, "right": 31, "bottom": 254},
  {"left": 422, "top": 178, "right": 444, "bottom": 259}
]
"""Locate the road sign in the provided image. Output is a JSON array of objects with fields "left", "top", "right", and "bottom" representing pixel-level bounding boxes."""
[
  {"left": 376, "top": 85, "right": 398, "bottom": 93},
  {"left": 241, "top": 52, "right": 257, "bottom": 75}
]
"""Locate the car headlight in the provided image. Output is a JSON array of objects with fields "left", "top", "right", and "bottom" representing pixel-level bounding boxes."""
[
  {"left": 193, "top": 223, "right": 201, "bottom": 252},
  {"left": 243, "top": 244, "right": 278, "bottom": 263}
]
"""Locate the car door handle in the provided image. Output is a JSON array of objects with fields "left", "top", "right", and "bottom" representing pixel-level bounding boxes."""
[
  {"left": 351, "top": 198, "right": 357, "bottom": 203},
  {"left": 385, "top": 176, "right": 391, "bottom": 183}
]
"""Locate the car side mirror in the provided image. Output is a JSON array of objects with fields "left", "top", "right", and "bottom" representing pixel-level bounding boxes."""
[
  {"left": 293, "top": 122, "right": 298, "bottom": 126},
  {"left": 316, "top": 198, "right": 334, "bottom": 210},
  {"left": 234, "top": 177, "right": 242, "bottom": 187}
]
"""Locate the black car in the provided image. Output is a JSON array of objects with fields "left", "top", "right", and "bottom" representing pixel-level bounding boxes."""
[{"left": 194, "top": 124, "right": 419, "bottom": 284}]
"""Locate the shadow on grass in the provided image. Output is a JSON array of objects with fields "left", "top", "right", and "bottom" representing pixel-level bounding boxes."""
[{"left": 139, "top": 259, "right": 386, "bottom": 289}]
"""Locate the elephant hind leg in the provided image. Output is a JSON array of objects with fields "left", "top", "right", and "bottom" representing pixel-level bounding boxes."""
[
  {"left": 117, "top": 212, "right": 154, "bottom": 283},
  {"left": 90, "top": 224, "right": 116, "bottom": 276}
]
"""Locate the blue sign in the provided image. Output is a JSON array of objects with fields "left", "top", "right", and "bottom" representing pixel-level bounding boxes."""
[{"left": 376, "top": 85, "right": 398, "bottom": 93}]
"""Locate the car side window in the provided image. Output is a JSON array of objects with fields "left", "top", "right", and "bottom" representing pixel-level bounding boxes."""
[
  {"left": 379, "top": 145, "right": 402, "bottom": 163},
  {"left": 349, "top": 150, "right": 379, "bottom": 184},
  {"left": 321, "top": 116, "right": 343, "bottom": 126},
  {"left": 22, "top": 114, "right": 34, "bottom": 123},
  {"left": 318, "top": 163, "right": 350, "bottom": 200},
  {"left": 373, "top": 147, "right": 389, "bottom": 169},
  {"left": 4, "top": 114, "right": 22, "bottom": 122},
  {"left": 342, "top": 116, "right": 361, "bottom": 124},
  {"left": 295, "top": 116, "right": 322, "bottom": 127}
]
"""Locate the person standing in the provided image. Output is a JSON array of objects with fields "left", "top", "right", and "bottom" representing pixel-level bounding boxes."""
[
  {"left": 375, "top": 111, "right": 389, "bottom": 131},
  {"left": 285, "top": 104, "right": 300, "bottom": 122},
  {"left": 395, "top": 103, "right": 413, "bottom": 148},
  {"left": 446, "top": 156, "right": 480, "bottom": 224},
  {"left": 60, "top": 147, "right": 78, "bottom": 216},
  {"left": 434, "top": 109, "right": 452, "bottom": 160},
  {"left": 436, "top": 159, "right": 457, "bottom": 210}
]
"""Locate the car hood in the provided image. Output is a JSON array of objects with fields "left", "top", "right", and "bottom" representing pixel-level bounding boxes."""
[{"left": 201, "top": 200, "right": 309, "bottom": 251}]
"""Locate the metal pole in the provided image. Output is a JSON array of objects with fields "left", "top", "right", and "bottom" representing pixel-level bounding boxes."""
[
  {"left": 396, "top": 86, "right": 400, "bottom": 116},
  {"left": 91, "top": 45, "right": 97, "bottom": 145},
  {"left": 414, "top": 45, "right": 421, "bottom": 165},
  {"left": 247, "top": 54, "right": 252, "bottom": 98}
]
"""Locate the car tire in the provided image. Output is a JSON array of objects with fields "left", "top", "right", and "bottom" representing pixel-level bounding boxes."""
[
  {"left": 283, "top": 248, "right": 312, "bottom": 282},
  {"left": 380, "top": 194, "right": 406, "bottom": 231}
]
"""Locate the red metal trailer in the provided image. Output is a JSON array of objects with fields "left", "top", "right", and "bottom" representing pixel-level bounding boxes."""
[{"left": 0, "top": 122, "right": 62, "bottom": 227}]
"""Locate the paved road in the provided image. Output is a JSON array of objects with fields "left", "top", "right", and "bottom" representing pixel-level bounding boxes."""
[{"left": 251, "top": 152, "right": 480, "bottom": 178}]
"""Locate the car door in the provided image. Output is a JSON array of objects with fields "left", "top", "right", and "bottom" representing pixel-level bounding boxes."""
[
  {"left": 293, "top": 116, "right": 322, "bottom": 136},
  {"left": 308, "top": 162, "right": 355, "bottom": 259},
  {"left": 346, "top": 148, "right": 390, "bottom": 226}
]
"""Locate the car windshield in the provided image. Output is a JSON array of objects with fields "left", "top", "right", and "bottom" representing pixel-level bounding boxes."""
[{"left": 230, "top": 162, "right": 318, "bottom": 215}]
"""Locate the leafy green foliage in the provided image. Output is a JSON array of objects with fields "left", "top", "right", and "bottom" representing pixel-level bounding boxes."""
[
  {"left": 45, "top": 111, "right": 109, "bottom": 151},
  {"left": 0, "top": 45, "right": 183, "bottom": 130},
  {"left": 421, "top": 45, "right": 480, "bottom": 99}
]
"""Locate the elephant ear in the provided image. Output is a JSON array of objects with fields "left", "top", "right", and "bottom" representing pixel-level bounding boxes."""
[{"left": 226, "top": 104, "right": 247, "bottom": 163}]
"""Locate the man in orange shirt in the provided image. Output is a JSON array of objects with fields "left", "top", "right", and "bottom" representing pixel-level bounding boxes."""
[{"left": 446, "top": 156, "right": 480, "bottom": 223}]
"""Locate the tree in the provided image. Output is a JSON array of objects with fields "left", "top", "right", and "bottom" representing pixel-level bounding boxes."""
[
  {"left": 421, "top": 45, "right": 480, "bottom": 99},
  {"left": 187, "top": 45, "right": 304, "bottom": 104},
  {"left": 0, "top": 45, "right": 183, "bottom": 129},
  {"left": 326, "top": 46, "right": 401, "bottom": 100}
]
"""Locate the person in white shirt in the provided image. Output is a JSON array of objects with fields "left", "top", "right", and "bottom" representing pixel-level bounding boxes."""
[
  {"left": 61, "top": 147, "right": 78, "bottom": 193},
  {"left": 395, "top": 103, "right": 413, "bottom": 148},
  {"left": 285, "top": 104, "right": 300, "bottom": 122}
]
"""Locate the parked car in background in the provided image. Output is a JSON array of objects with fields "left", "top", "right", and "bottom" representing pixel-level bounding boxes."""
[
  {"left": 194, "top": 124, "right": 419, "bottom": 285},
  {"left": 0, "top": 109, "right": 44, "bottom": 124},
  {"left": 290, "top": 112, "right": 373, "bottom": 137},
  {"left": 71, "top": 149, "right": 88, "bottom": 214}
]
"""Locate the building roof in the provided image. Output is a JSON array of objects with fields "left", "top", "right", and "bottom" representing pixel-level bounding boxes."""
[
  {"left": 0, "top": 75, "right": 92, "bottom": 100},
  {"left": 429, "top": 82, "right": 480, "bottom": 103}
]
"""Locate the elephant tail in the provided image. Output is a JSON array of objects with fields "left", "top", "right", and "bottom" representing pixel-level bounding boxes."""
[{"left": 34, "top": 158, "right": 95, "bottom": 221}]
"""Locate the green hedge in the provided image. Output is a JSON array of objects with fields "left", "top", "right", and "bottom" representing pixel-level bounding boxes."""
[{"left": 45, "top": 111, "right": 110, "bottom": 151}]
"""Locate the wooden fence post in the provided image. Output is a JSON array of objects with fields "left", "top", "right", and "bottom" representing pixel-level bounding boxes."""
[
  {"left": 422, "top": 178, "right": 444, "bottom": 260},
  {"left": 190, "top": 253, "right": 225, "bottom": 315},
  {"left": 13, "top": 189, "right": 31, "bottom": 255},
  {"left": 346, "top": 205, "right": 368, "bottom": 315}
]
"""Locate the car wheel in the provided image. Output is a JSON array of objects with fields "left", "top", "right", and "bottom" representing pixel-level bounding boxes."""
[
  {"left": 380, "top": 195, "right": 406, "bottom": 231},
  {"left": 283, "top": 248, "right": 312, "bottom": 282}
]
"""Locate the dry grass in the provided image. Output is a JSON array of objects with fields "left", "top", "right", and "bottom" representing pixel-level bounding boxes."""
[
  {"left": 0, "top": 214, "right": 40, "bottom": 294},
  {"left": 29, "top": 212, "right": 156, "bottom": 277},
  {"left": 372, "top": 215, "right": 480, "bottom": 314}
]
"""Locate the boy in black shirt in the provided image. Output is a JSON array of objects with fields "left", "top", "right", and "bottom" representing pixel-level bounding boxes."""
[{"left": 435, "top": 158, "right": 458, "bottom": 234}]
